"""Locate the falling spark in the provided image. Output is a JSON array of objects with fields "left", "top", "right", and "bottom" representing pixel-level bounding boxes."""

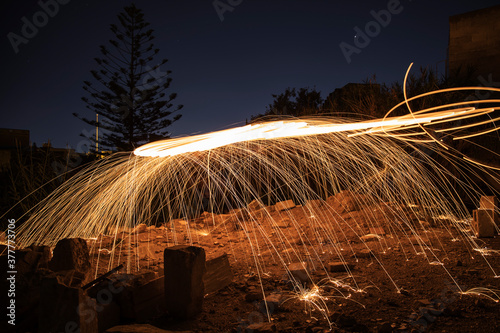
[{"left": 4, "top": 73, "right": 500, "bottom": 322}]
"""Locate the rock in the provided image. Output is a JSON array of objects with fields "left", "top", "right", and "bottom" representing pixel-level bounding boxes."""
[
  {"left": 360, "top": 234, "right": 382, "bottom": 242},
  {"left": 38, "top": 276, "right": 98, "bottom": 333},
  {"left": 15, "top": 248, "right": 42, "bottom": 275},
  {"left": 133, "top": 223, "right": 148, "bottom": 233},
  {"left": 164, "top": 245, "right": 206, "bottom": 319},
  {"left": 264, "top": 292, "right": 282, "bottom": 311},
  {"left": 28, "top": 244, "right": 51, "bottom": 269},
  {"left": 327, "top": 190, "right": 363, "bottom": 213},
  {"left": 356, "top": 249, "right": 373, "bottom": 258},
  {"left": 328, "top": 261, "right": 355, "bottom": 273},
  {"left": 246, "top": 322, "right": 276, "bottom": 333},
  {"left": 49, "top": 238, "right": 91, "bottom": 283},
  {"left": 275, "top": 199, "right": 296, "bottom": 211},
  {"left": 288, "top": 262, "right": 310, "bottom": 284}
]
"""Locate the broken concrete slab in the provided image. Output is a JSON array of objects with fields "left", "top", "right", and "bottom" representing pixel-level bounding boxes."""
[
  {"left": 275, "top": 199, "right": 296, "bottom": 211},
  {"left": 164, "top": 245, "right": 206, "bottom": 319}
]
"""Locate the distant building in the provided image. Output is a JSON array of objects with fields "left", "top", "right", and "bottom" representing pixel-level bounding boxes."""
[
  {"left": 0, "top": 129, "right": 79, "bottom": 171},
  {"left": 0, "top": 128, "right": 30, "bottom": 170},
  {"left": 448, "top": 5, "right": 500, "bottom": 81},
  {"left": 0, "top": 128, "right": 30, "bottom": 149}
]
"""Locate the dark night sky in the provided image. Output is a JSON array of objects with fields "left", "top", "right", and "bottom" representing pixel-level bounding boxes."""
[{"left": 1, "top": 0, "right": 499, "bottom": 151}]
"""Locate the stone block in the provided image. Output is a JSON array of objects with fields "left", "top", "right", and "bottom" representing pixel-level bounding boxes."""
[
  {"left": 472, "top": 209, "right": 496, "bottom": 237},
  {"left": 38, "top": 276, "right": 97, "bottom": 333},
  {"left": 479, "top": 196, "right": 499, "bottom": 227},
  {"left": 275, "top": 199, "right": 296, "bottom": 211},
  {"left": 49, "top": 238, "right": 91, "bottom": 282},
  {"left": 479, "top": 196, "right": 497, "bottom": 210},
  {"left": 164, "top": 245, "right": 206, "bottom": 319},
  {"left": 204, "top": 253, "right": 233, "bottom": 295}
]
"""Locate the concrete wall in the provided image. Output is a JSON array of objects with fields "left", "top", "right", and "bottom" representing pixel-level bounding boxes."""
[{"left": 448, "top": 5, "right": 500, "bottom": 81}]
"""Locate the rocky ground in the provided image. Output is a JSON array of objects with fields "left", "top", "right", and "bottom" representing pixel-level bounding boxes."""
[
  {"left": 4, "top": 192, "right": 499, "bottom": 333},
  {"left": 86, "top": 194, "right": 500, "bottom": 333}
]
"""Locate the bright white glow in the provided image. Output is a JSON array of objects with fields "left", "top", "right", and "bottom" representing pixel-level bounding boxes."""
[{"left": 133, "top": 109, "right": 470, "bottom": 158}]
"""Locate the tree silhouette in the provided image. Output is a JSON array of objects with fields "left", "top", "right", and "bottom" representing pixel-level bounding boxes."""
[
  {"left": 76, "top": 3, "right": 182, "bottom": 152},
  {"left": 251, "top": 87, "right": 323, "bottom": 122}
]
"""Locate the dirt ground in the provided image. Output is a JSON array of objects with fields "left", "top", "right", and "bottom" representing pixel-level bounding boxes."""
[{"left": 87, "top": 197, "right": 500, "bottom": 333}]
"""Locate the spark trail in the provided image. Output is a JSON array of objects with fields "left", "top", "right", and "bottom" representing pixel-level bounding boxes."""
[{"left": 5, "top": 85, "right": 500, "bottom": 325}]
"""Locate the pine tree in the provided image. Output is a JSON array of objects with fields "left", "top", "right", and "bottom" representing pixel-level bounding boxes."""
[{"left": 76, "top": 3, "right": 182, "bottom": 152}]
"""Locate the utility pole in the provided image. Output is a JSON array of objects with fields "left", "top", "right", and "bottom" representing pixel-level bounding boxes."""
[{"left": 96, "top": 113, "right": 99, "bottom": 154}]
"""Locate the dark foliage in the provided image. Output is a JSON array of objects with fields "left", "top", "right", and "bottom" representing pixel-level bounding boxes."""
[{"left": 76, "top": 3, "right": 182, "bottom": 152}]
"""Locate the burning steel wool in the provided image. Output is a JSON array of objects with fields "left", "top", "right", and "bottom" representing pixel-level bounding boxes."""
[{"left": 7, "top": 79, "right": 500, "bottom": 329}]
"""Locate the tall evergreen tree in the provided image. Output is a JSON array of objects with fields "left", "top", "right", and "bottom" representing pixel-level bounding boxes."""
[{"left": 76, "top": 3, "right": 182, "bottom": 152}]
